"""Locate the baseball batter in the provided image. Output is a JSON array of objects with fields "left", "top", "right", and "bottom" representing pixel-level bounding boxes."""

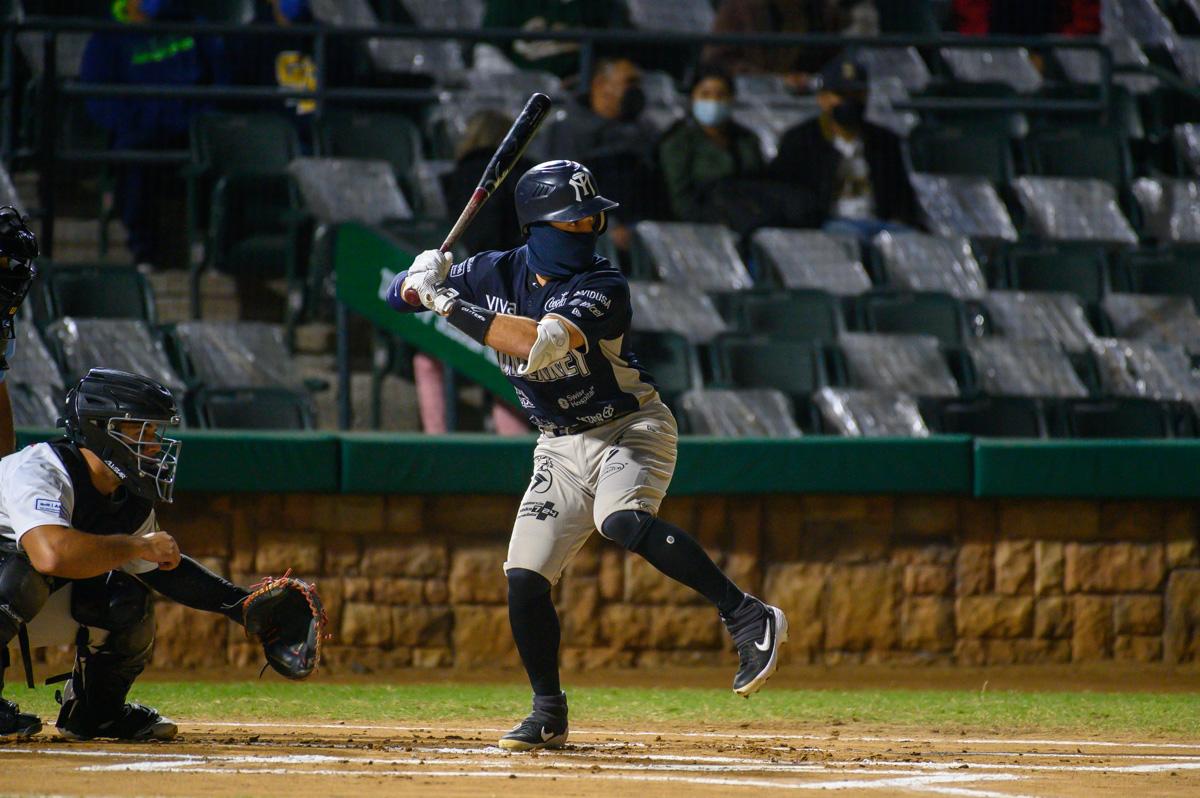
[
  {"left": 0, "top": 369, "right": 259, "bottom": 741},
  {"left": 387, "top": 160, "right": 788, "bottom": 751},
  {"left": 0, "top": 205, "right": 39, "bottom": 456}
]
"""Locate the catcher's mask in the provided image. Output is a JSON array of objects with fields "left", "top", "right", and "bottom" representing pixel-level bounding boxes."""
[
  {"left": 61, "top": 368, "right": 182, "bottom": 503},
  {"left": 0, "top": 205, "right": 38, "bottom": 342}
]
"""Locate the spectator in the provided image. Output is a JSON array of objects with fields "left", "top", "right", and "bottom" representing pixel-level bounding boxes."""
[
  {"left": 703, "top": 0, "right": 876, "bottom": 89},
  {"left": 481, "top": 0, "right": 628, "bottom": 79},
  {"left": 952, "top": 0, "right": 1100, "bottom": 36},
  {"left": 769, "top": 53, "right": 916, "bottom": 241},
  {"left": 414, "top": 110, "right": 531, "bottom": 437},
  {"left": 658, "top": 64, "right": 764, "bottom": 225},
  {"left": 443, "top": 110, "right": 533, "bottom": 255},
  {"left": 81, "top": 0, "right": 227, "bottom": 270},
  {"left": 540, "top": 57, "right": 660, "bottom": 250}
]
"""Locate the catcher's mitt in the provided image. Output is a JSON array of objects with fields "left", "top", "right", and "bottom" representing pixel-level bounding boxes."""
[{"left": 242, "top": 572, "right": 328, "bottom": 680}]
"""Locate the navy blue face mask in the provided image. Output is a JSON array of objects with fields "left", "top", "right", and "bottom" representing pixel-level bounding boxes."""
[{"left": 525, "top": 223, "right": 598, "bottom": 280}]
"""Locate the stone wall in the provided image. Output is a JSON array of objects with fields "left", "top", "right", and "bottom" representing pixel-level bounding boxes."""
[{"left": 137, "top": 493, "right": 1200, "bottom": 671}]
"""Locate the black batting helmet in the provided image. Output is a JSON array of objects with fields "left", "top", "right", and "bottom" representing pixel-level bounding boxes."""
[
  {"left": 0, "top": 205, "right": 38, "bottom": 342},
  {"left": 514, "top": 160, "right": 619, "bottom": 236},
  {"left": 61, "top": 369, "right": 182, "bottom": 503}
]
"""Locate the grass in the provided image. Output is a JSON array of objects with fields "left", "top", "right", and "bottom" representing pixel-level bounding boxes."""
[{"left": 12, "top": 682, "right": 1200, "bottom": 739}]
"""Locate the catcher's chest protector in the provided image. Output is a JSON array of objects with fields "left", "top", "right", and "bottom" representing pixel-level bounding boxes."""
[{"left": 49, "top": 441, "right": 153, "bottom": 536}]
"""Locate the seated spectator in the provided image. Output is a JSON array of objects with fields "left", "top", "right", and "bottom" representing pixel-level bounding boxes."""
[
  {"left": 482, "top": 0, "right": 628, "bottom": 80},
  {"left": 659, "top": 64, "right": 812, "bottom": 237},
  {"left": 769, "top": 53, "right": 916, "bottom": 242},
  {"left": 81, "top": 0, "right": 227, "bottom": 270},
  {"left": 540, "top": 57, "right": 660, "bottom": 250},
  {"left": 442, "top": 110, "right": 533, "bottom": 255},
  {"left": 703, "top": 0, "right": 876, "bottom": 90},
  {"left": 416, "top": 110, "right": 530, "bottom": 437},
  {"left": 952, "top": 0, "right": 1099, "bottom": 36}
]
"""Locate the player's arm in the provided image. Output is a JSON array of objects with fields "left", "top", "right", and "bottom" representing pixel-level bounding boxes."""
[
  {"left": 20, "top": 524, "right": 180, "bottom": 580},
  {"left": 139, "top": 555, "right": 249, "bottom": 623},
  {"left": 484, "top": 313, "right": 585, "bottom": 361},
  {"left": 0, "top": 381, "right": 13, "bottom": 456}
]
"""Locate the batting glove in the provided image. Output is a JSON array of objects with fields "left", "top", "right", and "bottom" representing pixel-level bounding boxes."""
[{"left": 408, "top": 249, "right": 453, "bottom": 282}]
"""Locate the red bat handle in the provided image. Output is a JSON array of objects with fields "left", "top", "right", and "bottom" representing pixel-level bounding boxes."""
[{"left": 402, "top": 188, "right": 490, "bottom": 306}]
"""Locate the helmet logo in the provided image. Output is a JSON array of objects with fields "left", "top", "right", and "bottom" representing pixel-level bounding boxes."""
[{"left": 569, "top": 171, "right": 596, "bottom": 202}]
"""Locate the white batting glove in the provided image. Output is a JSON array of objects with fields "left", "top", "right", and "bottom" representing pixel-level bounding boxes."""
[
  {"left": 408, "top": 249, "right": 453, "bottom": 282},
  {"left": 405, "top": 272, "right": 459, "bottom": 315}
]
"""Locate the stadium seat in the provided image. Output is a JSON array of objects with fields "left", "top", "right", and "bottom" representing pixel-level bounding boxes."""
[
  {"left": 856, "top": 291, "right": 973, "bottom": 346},
  {"left": 938, "top": 47, "right": 1044, "bottom": 94},
  {"left": 1012, "top": 176, "right": 1139, "bottom": 244},
  {"left": 315, "top": 111, "right": 426, "bottom": 212},
  {"left": 187, "top": 112, "right": 303, "bottom": 316},
  {"left": 750, "top": 229, "right": 872, "bottom": 294},
  {"left": 311, "top": 0, "right": 464, "bottom": 79},
  {"left": 908, "top": 173, "right": 1019, "bottom": 242},
  {"left": 834, "top": 333, "right": 961, "bottom": 398},
  {"left": 628, "top": 282, "right": 729, "bottom": 344},
  {"left": 1089, "top": 338, "right": 1200, "bottom": 402},
  {"left": 966, "top": 339, "right": 1090, "bottom": 399},
  {"left": 632, "top": 222, "right": 753, "bottom": 290},
  {"left": 626, "top": 330, "right": 700, "bottom": 408},
  {"left": 4, "top": 323, "right": 64, "bottom": 428},
  {"left": 169, "top": 321, "right": 310, "bottom": 392},
  {"left": 931, "top": 396, "right": 1050, "bottom": 437},
  {"left": 1101, "top": 293, "right": 1200, "bottom": 351},
  {"left": 194, "top": 387, "right": 315, "bottom": 430},
  {"left": 204, "top": 0, "right": 255, "bottom": 23},
  {"left": 712, "top": 336, "right": 828, "bottom": 408},
  {"left": 1004, "top": 245, "right": 1112, "bottom": 303},
  {"left": 737, "top": 290, "right": 846, "bottom": 342},
  {"left": 1132, "top": 177, "right": 1200, "bottom": 244},
  {"left": 856, "top": 46, "right": 932, "bottom": 93},
  {"left": 37, "top": 262, "right": 157, "bottom": 326},
  {"left": 42, "top": 318, "right": 186, "bottom": 395},
  {"left": 398, "top": 0, "right": 484, "bottom": 28},
  {"left": 981, "top": 290, "right": 1097, "bottom": 352},
  {"left": 1064, "top": 398, "right": 1186, "bottom": 438},
  {"left": 678, "top": 388, "right": 802, "bottom": 437},
  {"left": 1121, "top": 251, "right": 1200, "bottom": 310},
  {"left": 1026, "top": 125, "right": 1134, "bottom": 187},
  {"left": 1174, "top": 124, "right": 1200, "bottom": 175},
  {"left": 812, "top": 387, "right": 930, "bottom": 437},
  {"left": 624, "top": 0, "right": 715, "bottom": 32},
  {"left": 873, "top": 232, "right": 987, "bottom": 299},
  {"left": 906, "top": 122, "right": 1016, "bottom": 183}
]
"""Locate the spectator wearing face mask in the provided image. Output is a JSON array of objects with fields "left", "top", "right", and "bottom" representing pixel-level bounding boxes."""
[
  {"left": 657, "top": 64, "right": 764, "bottom": 224},
  {"left": 81, "top": 0, "right": 228, "bottom": 270},
  {"left": 539, "top": 57, "right": 661, "bottom": 250},
  {"left": 769, "top": 53, "right": 916, "bottom": 241}
]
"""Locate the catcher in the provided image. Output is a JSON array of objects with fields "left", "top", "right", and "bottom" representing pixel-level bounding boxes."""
[{"left": 0, "top": 368, "right": 324, "bottom": 741}]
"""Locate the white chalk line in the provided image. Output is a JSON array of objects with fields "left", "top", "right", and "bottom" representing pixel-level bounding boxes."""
[{"left": 190, "top": 719, "right": 1200, "bottom": 751}]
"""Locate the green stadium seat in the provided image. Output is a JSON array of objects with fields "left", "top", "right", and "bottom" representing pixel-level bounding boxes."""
[
  {"left": 929, "top": 396, "right": 1050, "bottom": 437},
  {"left": 1063, "top": 398, "right": 1192, "bottom": 438},
  {"left": 855, "top": 291, "right": 973, "bottom": 346},
  {"left": 195, "top": 387, "right": 315, "bottom": 430},
  {"left": 1121, "top": 251, "right": 1200, "bottom": 310},
  {"left": 36, "top": 262, "right": 157, "bottom": 327},
  {"left": 712, "top": 335, "right": 827, "bottom": 411},
  {"left": 187, "top": 112, "right": 304, "bottom": 317},
  {"left": 627, "top": 330, "right": 701, "bottom": 409},
  {"left": 315, "top": 111, "right": 426, "bottom": 213},
  {"left": 736, "top": 290, "right": 846, "bottom": 342},
  {"left": 906, "top": 121, "right": 1016, "bottom": 183},
  {"left": 1026, "top": 125, "right": 1134, "bottom": 187},
  {"left": 1004, "top": 245, "right": 1112, "bottom": 303}
]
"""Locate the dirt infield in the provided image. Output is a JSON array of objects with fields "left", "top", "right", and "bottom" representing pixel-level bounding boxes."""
[{"left": 3, "top": 719, "right": 1200, "bottom": 797}]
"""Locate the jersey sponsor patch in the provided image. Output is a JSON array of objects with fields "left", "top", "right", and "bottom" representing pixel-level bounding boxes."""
[{"left": 34, "top": 498, "right": 64, "bottom": 516}]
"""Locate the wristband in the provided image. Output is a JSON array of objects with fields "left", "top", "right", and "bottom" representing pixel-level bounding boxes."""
[{"left": 445, "top": 300, "right": 497, "bottom": 345}]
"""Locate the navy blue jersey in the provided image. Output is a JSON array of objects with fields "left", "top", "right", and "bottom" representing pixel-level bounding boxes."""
[{"left": 388, "top": 247, "right": 658, "bottom": 434}]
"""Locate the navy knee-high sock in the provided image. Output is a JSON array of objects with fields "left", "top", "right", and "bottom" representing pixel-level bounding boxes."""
[{"left": 506, "top": 568, "right": 561, "bottom": 698}]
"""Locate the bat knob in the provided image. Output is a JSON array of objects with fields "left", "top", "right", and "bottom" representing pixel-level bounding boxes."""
[{"left": 402, "top": 286, "right": 422, "bottom": 306}]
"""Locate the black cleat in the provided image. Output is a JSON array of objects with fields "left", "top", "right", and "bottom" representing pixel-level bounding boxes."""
[
  {"left": 723, "top": 595, "right": 789, "bottom": 697},
  {"left": 0, "top": 697, "right": 41, "bottom": 740},
  {"left": 57, "top": 702, "right": 177, "bottom": 742},
  {"left": 499, "top": 692, "right": 568, "bottom": 752}
]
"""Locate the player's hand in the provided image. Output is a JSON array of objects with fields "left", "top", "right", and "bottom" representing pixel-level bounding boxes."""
[
  {"left": 138, "top": 530, "right": 181, "bottom": 571},
  {"left": 409, "top": 249, "right": 453, "bottom": 283}
]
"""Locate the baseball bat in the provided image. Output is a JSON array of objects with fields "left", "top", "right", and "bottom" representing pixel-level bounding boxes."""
[{"left": 402, "top": 91, "right": 553, "bottom": 306}]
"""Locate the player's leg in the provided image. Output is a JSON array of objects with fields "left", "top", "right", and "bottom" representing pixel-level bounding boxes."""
[
  {"left": 55, "top": 572, "right": 176, "bottom": 741},
  {"left": 592, "top": 401, "right": 788, "bottom": 697},
  {"left": 0, "top": 547, "right": 50, "bottom": 738},
  {"left": 500, "top": 445, "right": 594, "bottom": 751}
]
